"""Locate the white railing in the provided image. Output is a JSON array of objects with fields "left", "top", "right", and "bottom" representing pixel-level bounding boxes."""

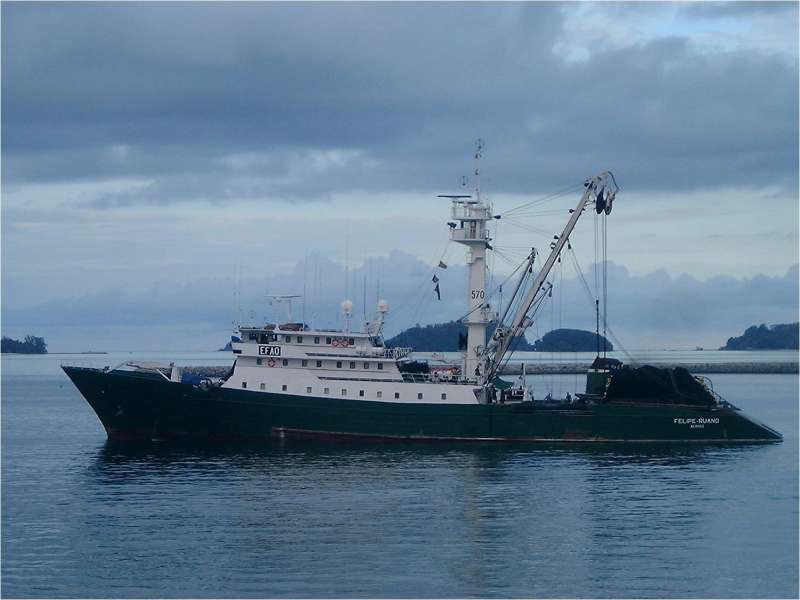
[
  {"left": 450, "top": 228, "right": 486, "bottom": 243},
  {"left": 451, "top": 205, "right": 490, "bottom": 221}
]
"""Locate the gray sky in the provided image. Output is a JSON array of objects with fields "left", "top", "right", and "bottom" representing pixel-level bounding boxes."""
[{"left": 2, "top": 1, "right": 798, "bottom": 351}]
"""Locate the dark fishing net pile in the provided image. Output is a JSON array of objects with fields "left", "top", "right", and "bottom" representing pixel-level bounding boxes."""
[{"left": 605, "top": 365, "right": 716, "bottom": 406}]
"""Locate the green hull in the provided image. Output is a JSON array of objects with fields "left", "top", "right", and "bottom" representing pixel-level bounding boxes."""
[{"left": 63, "top": 366, "right": 782, "bottom": 443}]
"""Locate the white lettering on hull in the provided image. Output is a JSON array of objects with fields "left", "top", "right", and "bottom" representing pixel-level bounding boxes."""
[{"left": 673, "top": 417, "right": 720, "bottom": 429}]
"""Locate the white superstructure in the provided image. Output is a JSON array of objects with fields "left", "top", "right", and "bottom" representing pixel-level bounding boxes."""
[{"left": 222, "top": 308, "right": 480, "bottom": 404}]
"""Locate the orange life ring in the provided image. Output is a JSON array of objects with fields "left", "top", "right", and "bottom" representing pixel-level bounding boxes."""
[{"left": 267, "top": 358, "right": 276, "bottom": 367}]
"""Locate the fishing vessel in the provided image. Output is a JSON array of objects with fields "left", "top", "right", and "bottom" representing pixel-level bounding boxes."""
[{"left": 63, "top": 157, "right": 782, "bottom": 443}]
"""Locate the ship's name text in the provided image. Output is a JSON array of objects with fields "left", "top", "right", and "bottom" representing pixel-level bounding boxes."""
[
  {"left": 673, "top": 417, "right": 720, "bottom": 428},
  {"left": 258, "top": 345, "right": 282, "bottom": 357}
]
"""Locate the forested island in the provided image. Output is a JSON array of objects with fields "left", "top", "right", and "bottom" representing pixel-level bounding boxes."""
[
  {"left": 386, "top": 321, "right": 535, "bottom": 352},
  {"left": 532, "top": 328, "right": 613, "bottom": 352},
  {"left": 1, "top": 335, "right": 48, "bottom": 354},
  {"left": 386, "top": 322, "right": 613, "bottom": 352},
  {"left": 721, "top": 323, "right": 799, "bottom": 350}
]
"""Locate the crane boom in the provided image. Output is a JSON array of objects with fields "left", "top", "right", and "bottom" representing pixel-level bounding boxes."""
[{"left": 481, "top": 171, "right": 618, "bottom": 387}]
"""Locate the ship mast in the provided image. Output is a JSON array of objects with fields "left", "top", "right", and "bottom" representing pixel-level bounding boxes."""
[
  {"left": 441, "top": 140, "right": 495, "bottom": 379},
  {"left": 480, "top": 171, "right": 618, "bottom": 390}
]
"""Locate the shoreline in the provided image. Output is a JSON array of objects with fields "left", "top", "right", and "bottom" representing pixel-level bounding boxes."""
[
  {"left": 499, "top": 362, "right": 799, "bottom": 375},
  {"left": 183, "top": 361, "right": 799, "bottom": 378}
]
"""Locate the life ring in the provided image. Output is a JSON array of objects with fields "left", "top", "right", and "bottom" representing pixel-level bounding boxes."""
[{"left": 267, "top": 358, "right": 276, "bottom": 367}]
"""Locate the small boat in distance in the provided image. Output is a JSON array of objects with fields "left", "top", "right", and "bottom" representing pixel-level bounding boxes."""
[{"left": 63, "top": 154, "right": 782, "bottom": 443}]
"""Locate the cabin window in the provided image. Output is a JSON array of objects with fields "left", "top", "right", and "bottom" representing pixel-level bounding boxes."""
[
  {"left": 316, "top": 360, "right": 322, "bottom": 367},
  {"left": 377, "top": 363, "right": 384, "bottom": 371},
  {"left": 260, "top": 383, "right": 265, "bottom": 390},
  {"left": 341, "top": 388, "right": 347, "bottom": 396},
  {"left": 441, "top": 393, "right": 447, "bottom": 400},
  {"left": 256, "top": 358, "right": 262, "bottom": 366},
  {"left": 324, "top": 387, "right": 330, "bottom": 394},
  {"left": 282, "top": 359, "right": 288, "bottom": 366},
  {"left": 417, "top": 393, "right": 423, "bottom": 400},
  {"left": 359, "top": 390, "right": 365, "bottom": 397},
  {"left": 297, "top": 336, "right": 303, "bottom": 343},
  {"left": 350, "top": 361, "right": 356, "bottom": 369},
  {"left": 248, "top": 332, "right": 257, "bottom": 340},
  {"left": 348, "top": 338, "right": 355, "bottom": 345},
  {"left": 241, "top": 382, "right": 247, "bottom": 389},
  {"left": 258, "top": 333, "right": 270, "bottom": 343},
  {"left": 306, "top": 386, "right": 312, "bottom": 393},
  {"left": 282, "top": 384, "right": 287, "bottom": 391},
  {"left": 285, "top": 335, "right": 292, "bottom": 343},
  {"left": 337, "top": 361, "right": 342, "bottom": 368},
  {"left": 394, "top": 392, "right": 400, "bottom": 399},
  {"left": 363, "top": 362, "right": 369, "bottom": 369},
  {"left": 314, "top": 336, "right": 320, "bottom": 344},
  {"left": 377, "top": 391, "right": 382, "bottom": 399},
  {"left": 326, "top": 337, "right": 332, "bottom": 344},
  {"left": 301, "top": 360, "right": 308, "bottom": 367}
]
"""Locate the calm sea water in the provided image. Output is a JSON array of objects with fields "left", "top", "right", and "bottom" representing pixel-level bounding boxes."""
[{"left": 2, "top": 353, "right": 798, "bottom": 598}]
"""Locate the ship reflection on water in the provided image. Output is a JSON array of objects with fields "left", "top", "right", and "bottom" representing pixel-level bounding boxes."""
[{"left": 89, "top": 436, "right": 764, "bottom": 486}]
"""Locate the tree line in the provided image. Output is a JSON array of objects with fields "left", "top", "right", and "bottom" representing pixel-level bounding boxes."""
[
  {"left": 721, "top": 323, "right": 799, "bottom": 350},
  {"left": 1, "top": 335, "right": 48, "bottom": 354}
]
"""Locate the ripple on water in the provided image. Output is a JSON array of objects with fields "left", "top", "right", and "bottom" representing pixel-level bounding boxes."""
[{"left": 2, "top": 372, "right": 798, "bottom": 598}]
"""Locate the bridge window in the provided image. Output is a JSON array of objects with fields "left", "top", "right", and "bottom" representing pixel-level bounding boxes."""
[
  {"left": 377, "top": 363, "right": 384, "bottom": 370},
  {"left": 297, "top": 336, "right": 303, "bottom": 343},
  {"left": 241, "top": 382, "right": 247, "bottom": 389},
  {"left": 348, "top": 338, "right": 355, "bottom": 345},
  {"left": 337, "top": 361, "right": 342, "bottom": 368},
  {"left": 326, "top": 337, "right": 332, "bottom": 344},
  {"left": 316, "top": 360, "right": 322, "bottom": 367},
  {"left": 363, "top": 362, "right": 369, "bottom": 369},
  {"left": 301, "top": 360, "right": 308, "bottom": 367},
  {"left": 285, "top": 335, "right": 292, "bottom": 343},
  {"left": 314, "top": 336, "right": 320, "bottom": 344},
  {"left": 349, "top": 362, "right": 356, "bottom": 369},
  {"left": 258, "top": 333, "right": 270, "bottom": 343},
  {"left": 248, "top": 332, "right": 257, "bottom": 341}
]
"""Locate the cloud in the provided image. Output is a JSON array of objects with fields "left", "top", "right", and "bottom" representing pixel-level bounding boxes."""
[
  {"left": 3, "top": 250, "right": 797, "bottom": 352},
  {"left": 2, "top": 2, "right": 797, "bottom": 205}
]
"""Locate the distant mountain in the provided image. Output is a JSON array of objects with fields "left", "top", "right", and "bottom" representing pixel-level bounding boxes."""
[
  {"left": 1, "top": 335, "right": 48, "bottom": 354},
  {"left": 532, "top": 328, "right": 613, "bottom": 352},
  {"left": 386, "top": 321, "right": 535, "bottom": 352},
  {"left": 721, "top": 323, "right": 799, "bottom": 350}
]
